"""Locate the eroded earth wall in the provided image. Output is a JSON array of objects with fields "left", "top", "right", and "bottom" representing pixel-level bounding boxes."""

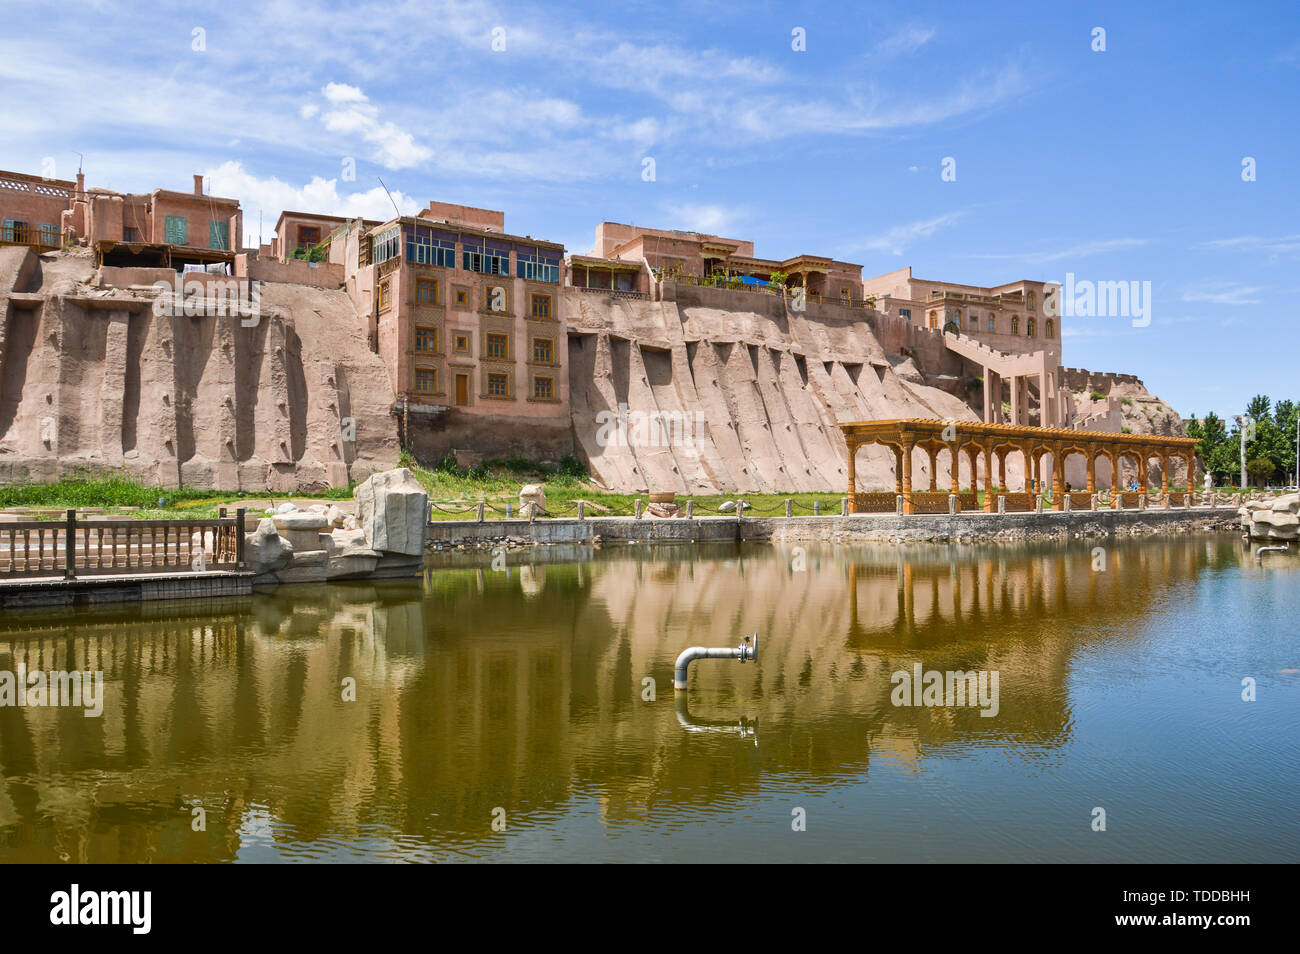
[
  {"left": 0, "top": 247, "right": 399, "bottom": 490},
  {"left": 565, "top": 285, "right": 1001, "bottom": 494}
]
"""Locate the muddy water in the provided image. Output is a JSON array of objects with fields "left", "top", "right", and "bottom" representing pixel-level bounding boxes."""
[{"left": 0, "top": 536, "right": 1296, "bottom": 863}]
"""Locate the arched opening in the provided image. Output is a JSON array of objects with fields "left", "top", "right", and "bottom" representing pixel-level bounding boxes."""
[
  {"left": 928, "top": 310, "right": 938, "bottom": 329},
  {"left": 1045, "top": 318, "right": 1054, "bottom": 339},
  {"left": 1027, "top": 317, "right": 1037, "bottom": 338},
  {"left": 986, "top": 314, "right": 995, "bottom": 332},
  {"left": 1011, "top": 315, "right": 1020, "bottom": 335}
]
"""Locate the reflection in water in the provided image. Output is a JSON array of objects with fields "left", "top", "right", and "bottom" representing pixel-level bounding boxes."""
[{"left": 0, "top": 537, "right": 1296, "bottom": 862}]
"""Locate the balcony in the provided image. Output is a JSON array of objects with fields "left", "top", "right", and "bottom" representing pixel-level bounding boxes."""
[{"left": 0, "top": 222, "right": 61, "bottom": 252}]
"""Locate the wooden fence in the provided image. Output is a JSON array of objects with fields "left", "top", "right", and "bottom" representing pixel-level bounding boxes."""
[{"left": 0, "top": 509, "right": 245, "bottom": 580}]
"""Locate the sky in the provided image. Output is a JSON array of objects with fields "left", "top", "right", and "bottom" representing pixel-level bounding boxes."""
[{"left": 1, "top": 0, "right": 1296, "bottom": 421}]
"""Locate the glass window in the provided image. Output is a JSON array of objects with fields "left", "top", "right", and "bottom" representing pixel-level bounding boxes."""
[
  {"left": 532, "top": 338, "right": 553, "bottom": 363},
  {"left": 1046, "top": 318, "right": 1055, "bottom": 339},
  {"left": 416, "top": 279, "right": 438, "bottom": 305},
  {"left": 531, "top": 294, "right": 551, "bottom": 319},
  {"left": 463, "top": 247, "right": 509, "bottom": 275},
  {"left": 373, "top": 225, "right": 401, "bottom": 264},
  {"left": 454, "top": 334, "right": 469, "bottom": 353},
  {"left": 414, "top": 369, "right": 437, "bottom": 393},
  {"left": 487, "top": 373, "right": 509, "bottom": 396},
  {"left": 987, "top": 314, "right": 995, "bottom": 332},
  {"left": 1011, "top": 316, "right": 1020, "bottom": 335},
  {"left": 378, "top": 281, "right": 391, "bottom": 312},
  {"left": 486, "top": 333, "right": 509, "bottom": 359},
  {"left": 517, "top": 252, "right": 560, "bottom": 283},
  {"left": 406, "top": 228, "right": 455, "bottom": 267},
  {"left": 533, "top": 376, "right": 553, "bottom": 400},
  {"left": 415, "top": 327, "right": 438, "bottom": 353}
]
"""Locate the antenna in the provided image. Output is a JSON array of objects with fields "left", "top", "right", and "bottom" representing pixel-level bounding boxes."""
[{"left": 377, "top": 177, "right": 401, "bottom": 220}]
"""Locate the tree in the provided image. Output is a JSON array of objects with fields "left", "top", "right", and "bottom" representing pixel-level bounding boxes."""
[{"left": 1247, "top": 456, "right": 1276, "bottom": 486}]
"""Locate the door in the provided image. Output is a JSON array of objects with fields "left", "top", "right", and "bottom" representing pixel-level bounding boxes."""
[{"left": 455, "top": 374, "right": 468, "bottom": 406}]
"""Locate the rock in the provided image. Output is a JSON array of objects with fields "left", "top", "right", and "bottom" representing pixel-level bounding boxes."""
[
  {"left": 276, "top": 502, "right": 298, "bottom": 514},
  {"left": 342, "top": 513, "right": 360, "bottom": 531},
  {"left": 647, "top": 502, "right": 680, "bottom": 518},
  {"left": 308, "top": 503, "right": 329, "bottom": 513},
  {"left": 519, "top": 483, "right": 547, "bottom": 515},
  {"left": 325, "top": 504, "right": 347, "bottom": 528},
  {"left": 718, "top": 500, "right": 736, "bottom": 512},
  {"left": 1271, "top": 493, "right": 1300, "bottom": 514},
  {"left": 355, "top": 467, "right": 428, "bottom": 556},
  {"left": 322, "top": 527, "right": 381, "bottom": 579},
  {"left": 244, "top": 518, "right": 294, "bottom": 574},
  {"left": 273, "top": 511, "right": 329, "bottom": 531}
]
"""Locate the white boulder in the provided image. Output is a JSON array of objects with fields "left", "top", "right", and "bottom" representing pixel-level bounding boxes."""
[{"left": 355, "top": 468, "right": 428, "bottom": 556}]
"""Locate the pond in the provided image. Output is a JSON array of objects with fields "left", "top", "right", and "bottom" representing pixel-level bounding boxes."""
[{"left": 0, "top": 536, "right": 1296, "bottom": 863}]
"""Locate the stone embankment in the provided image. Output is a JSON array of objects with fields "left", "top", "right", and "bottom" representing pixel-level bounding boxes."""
[
  {"left": 1240, "top": 493, "right": 1299, "bottom": 542},
  {"left": 426, "top": 506, "right": 1238, "bottom": 550}
]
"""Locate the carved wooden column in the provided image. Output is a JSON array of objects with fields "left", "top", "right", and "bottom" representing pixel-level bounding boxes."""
[
  {"left": 982, "top": 443, "right": 995, "bottom": 512},
  {"left": 847, "top": 439, "right": 857, "bottom": 512},
  {"left": 1086, "top": 450, "right": 1096, "bottom": 494},
  {"left": 901, "top": 436, "right": 915, "bottom": 514},
  {"left": 1051, "top": 442, "right": 1065, "bottom": 510},
  {"left": 1110, "top": 450, "right": 1120, "bottom": 508},
  {"left": 1160, "top": 452, "right": 1170, "bottom": 500},
  {"left": 927, "top": 445, "right": 938, "bottom": 492}
]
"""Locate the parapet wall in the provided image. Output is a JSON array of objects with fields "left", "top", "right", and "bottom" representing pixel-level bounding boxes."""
[{"left": 1061, "top": 367, "right": 1143, "bottom": 393}]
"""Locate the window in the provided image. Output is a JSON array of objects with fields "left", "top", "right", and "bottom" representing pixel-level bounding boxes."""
[
  {"left": 530, "top": 294, "right": 552, "bottom": 319},
  {"left": 378, "top": 281, "right": 392, "bottom": 312},
  {"left": 532, "top": 337, "right": 553, "bottom": 363},
  {"left": 1011, "top": 315, "right": 1020, "bottom": 335},
  {"left": 927, "top": 310, "right": 938, "bottom": 330},
  {"left": 455, "top": 289, "right": 468, "bottom": 307},
  {"left": 485, "top": 333, "right": 509, "bottom": 360},
  {"left": 123, "top": 227, "right": 139, "bottom": 242},
  {"left": 487, "top": 373, "right": 509, "bottom": 397},
  {"left": 484, "top": 286, "right": 508, "bottom": 313},
  {"left": 210, "top": 220, "right": 230, "bottom": 250},
  {"left": 1, "top": 219, "right": 24, "bottom": 242},
  {"left": 298, "top": 225, "right": 321, "bottom": 248},
  {"left": 39, "top": 222, "right": 58, "bottom": 246},
  {"left": 454, "top": 334, "right": 469, "bottom": 354},
  {"left": 1027, "top": 290, "right": 1036, "bottom": 311},
  {"left": 987, "top": 314, "right": 995, "bottom": 332},
  {"left": 1046, "top": 318, "right": 1055, "bottom": 339},
  {"left": 1027, "top": 317, "right": 1037, "bottom": 337},
  {"left": 416, "top": 278, "right": 439, "bottom": 305},
  {"left": 899, "top": 308, "right": 911, "bottom": 320},
  {"left": 840, "top": 287, "right": 851, "bottom": 303},
  {"left": 407, "top": 229, "right": 456, "bottom": 267},
  {"left": 533, "top": 376, "right": 554, "bottom": 400},
  {"left": 414, "top": 369, "right": 437, "bottom": 393},
  {"left": 517, "top": 252, "right": 560, "bottom": 283},
  {"left": 968, "top": 314, "right": 977, "bottom": 328},
  {"left": 164, "top": 215, "right": 187, "bottom": 245},
  {"left": 463, "top": 246, "right": 509, "bottom": 275},
  {"left": 415, "top": 327, "right": 438, "bottom": 353},
  {"left": 373, "top": 225, "right": 401, "bottom": 264}
]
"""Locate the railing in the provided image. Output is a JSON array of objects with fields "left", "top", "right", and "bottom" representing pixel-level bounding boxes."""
[
  {"left": 0, "top": 509, "right": 245, "bottom": 580},
  {"left": 909, "top": 492, "right": 952, "bottom": 514},
  {"left": 1066, "top": 492, "right": 1093, "bottom": 510},
  {"left": 853, "top": 492, "right": 898, "bottom": 513},
  {"left": 955, "top": 492, "right": 980, "bottom": 512},
  {"left": 576, "top": 286, "right": 647, "bottom": 300},
  {"left": 1002, "top": 493, "right": 1036, "bottom": 512},
  {"left": 1117, "top": 492, "right": 1141, "bottom": 509},
  {"left": 663, "top": 274, "right": 875, "bottom": 309},
  {"left": 0, "top": 222, "right": 61, "bottom": 252}
]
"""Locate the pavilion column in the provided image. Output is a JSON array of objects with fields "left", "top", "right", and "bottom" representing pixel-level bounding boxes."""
[
  {"left": 1030, "top": 450, "right": 1039, "bottom": 493},
  {"left": 1051, "top": 442, "right": 1065, "bottom": 510},
  {"left": 1138, "top": 456, "right": 1148, "bottom": 495},
  {"left": 1160, "top": 453, "right": 1170, "bottom": 499},
  {"left": 893, "top": 446, "right": 903, "bottom": 495},
  {"left": 996, "top": 449, "right": 1007, "bottom": 492},
  {"left": 927, "top": 446, "right": 938, "bottom": 492},
  {"left": 901, "top": 438, "right": 915, "bottom": 514},
  {"left": 982, "top": 444, "right": 995, "bottom": 512},
  {"left": 1086, "top": 452, "right": 1096, "bottom": 494},
  {"left": 950, "top": 443, "right": 962, "bottom": 494},
  {"left": 1109, "top": 452, "right": 1120, "bottom": 508},
  {"left": 847, "top": 440, "right": 857, "bottom": 512},
  {"left": 1187, "top": 453, "right": 1197, "bottom": 492}
]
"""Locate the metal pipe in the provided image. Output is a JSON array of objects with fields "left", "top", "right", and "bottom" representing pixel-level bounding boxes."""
[
  {"left": 674, "top": 633, "right": 757, "bottom": 690},
  {"left": 1257, "top": 544, "right": 1288, "bottom": 563}
]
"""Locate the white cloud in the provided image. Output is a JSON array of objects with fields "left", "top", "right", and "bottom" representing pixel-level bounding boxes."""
[
  {"left": 204, "top": 161, "right": 420, "bottom": 244},
  {"left": 849, "top": 211, "right": 967, "bottom": 256},
  {"left": 872, "top": 26, "right": 936, "bottom": 59},
  {"left": 661, "top": 202, "right": 744, "bottom": 236},
  {"left": 1181, "top": 282, "right": 1264, "bottom": 306},
  {"left": 968, "top": 237, "right": 1151, "bottom": 265}
]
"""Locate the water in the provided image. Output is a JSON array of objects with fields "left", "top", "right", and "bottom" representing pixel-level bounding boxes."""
[{"left": 0, "top": 536, "right": 1296, "bottom": 863}]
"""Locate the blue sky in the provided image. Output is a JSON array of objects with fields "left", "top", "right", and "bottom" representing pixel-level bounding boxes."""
[{"left": 2, "top": 0, "right": 1296, "bottom": 420}]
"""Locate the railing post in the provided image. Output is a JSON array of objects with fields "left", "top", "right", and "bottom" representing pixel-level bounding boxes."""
[
  {"left": 813, "top": 500, "right": 821, "bottom": 516},
  {"left": 634, "top": 498, "right": 643, "bottom": 520},
  {"left": 477, "top": 501, "right": 485, "bottom": 522},
  {"left": 895, "top": 494, "right": 903, "bottom": 516},
  {"left": 64, "top": 509, "right": 76, "bottom": 579},
  {"left": 840, "top": 497, "right": 848, "bottom": 516},
  {"left": 686, "top": 500, "right": 694, "bottom": 519},
  {"left": 948, "top": 493, "right": 957, "bottom": 515},
  {"left": 235, "top": 508, "right": 246, "bottom": 569},
  {"left": 998, "top": 495, "right": 1006, "bottom": 514},
  {"left": 785, "top": 498, "right": 793, "bottom": 518},
  {"left": 577, "top": 500, "right": 586, "bottom": 521}
]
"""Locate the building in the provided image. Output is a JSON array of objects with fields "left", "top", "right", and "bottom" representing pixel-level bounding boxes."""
[
  {"left": 0, "top": 167, "right": 242, "bottom": 270},
  {"left": 271, "top": 210, "right": 380, "bottom": 262},
  {"left": 863, "top": 266, "right": 1061, "bottom": 358},
  {"left": 580, "top": 222, "right": 867, "bottom": 305},
  {"left": 330, "top": 200, "right": 571, "bottom": 458}
]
